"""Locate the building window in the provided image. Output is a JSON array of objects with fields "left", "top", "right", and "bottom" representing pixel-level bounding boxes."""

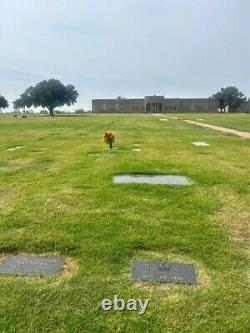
[
  {"left": 115, "top": 103, "right": 119, "bottom": 111},
  {"left": 141, "top": 107, "right": 144, "bottom": 110},
  {"left": 136, "top": 107, "right": 139, "bottom": 110},
  {"left": 103, "top": 103, "right": 107, "bottom": 111},
  {"left": 174, "top": 106, "right": 176, "bottom": 110},
  {"left": 170, "top": 106, "right": 172, "bottom": 110},
  {"left": 165, "top": 107, "right": 167, "bottom": 111},
  {"left": 191, "top": 105, "right": 194, "bottom": 111}
]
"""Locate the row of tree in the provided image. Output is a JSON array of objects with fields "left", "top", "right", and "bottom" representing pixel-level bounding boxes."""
[
  {"left": 1, "top": 79, "right": 78, "bottom": 116},
  {"left": 0, "top": 82, "right": 249, "bottom": 116}
]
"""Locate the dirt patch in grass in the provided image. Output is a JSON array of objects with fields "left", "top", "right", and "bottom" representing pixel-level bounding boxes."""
[
  {"left": 44, "top": 197, "right": 71, "bottom": 214},
  {"left": 0, "top": 185, "right": 19, "bottom": 214},
  {"left": 62, "top": 256, "right": 78, "bottom": 278},
  {"left": 215, "top": 191, "right": 249, "bottom": 245},
  {"left": 0, "top": 158, "right": 34, "bottom": 173}
]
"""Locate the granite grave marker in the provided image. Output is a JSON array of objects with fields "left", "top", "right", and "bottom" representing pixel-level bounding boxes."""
[
  {"left": 132, "top": 261, "right": 197, "bottom": 284},
  {"left": 0, "top": 255, "right": 64, "bottom": 276}
]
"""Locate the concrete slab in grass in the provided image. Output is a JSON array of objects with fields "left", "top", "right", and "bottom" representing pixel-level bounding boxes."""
[{"left": 113, "top": 174, "right": 192, "bottom": 185}]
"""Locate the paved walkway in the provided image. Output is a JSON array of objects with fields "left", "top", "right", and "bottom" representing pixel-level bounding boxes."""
[
  {"left": 163, "top": 116, "right": 250, "bottom": 139},
  {"left": 184, "top": 120, "right": 250, "bottom": 139}
]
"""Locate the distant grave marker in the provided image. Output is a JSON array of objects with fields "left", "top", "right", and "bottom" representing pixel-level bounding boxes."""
[
  {"left": 132, "top": 148, "right": 141, "bottom": 152},
  {"left": 132, "top": 261, "right": 197, "bottom": 284},
  {"left": 7, "top": 146, "right": 23, "bottom": 151},
  {"left": 30, "top": 150, "right": 42, "bottom": 154},
  {"left": 113, "top": 174, "right": 191, "bottom": 185},
  {"left": 159, "top": 118, "right": 168, "bottom": 121},
  {"left": 0, "top": 255, "right": 64, "bottom": 276},
  {"left": 192, "top": 142, "right": 210, "bottom": 147}
]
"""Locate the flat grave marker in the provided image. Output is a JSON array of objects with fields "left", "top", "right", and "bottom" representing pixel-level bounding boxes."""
[
  {"left": 192, "top": 142, "right": 210, "bottom": 147},
  {"left": 113, "top": 174, "right": 191, "bottom": 185},
  {"left": 0, "top": 255, "right": 64, "bottom": 276},
  {"left": 132, "top": 148, "right": 141, "bottom": 152},
  {"left": 132, "top": 261, "right": 197, "bottom": 285},
  {"left": 7, "top": 146, "right": 23, "bottom": 151},
  {"left": 88, "top": 153, "right": 112, "bottom": 157}
]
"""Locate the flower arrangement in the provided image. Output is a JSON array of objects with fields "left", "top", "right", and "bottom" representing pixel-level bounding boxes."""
[{"left": 104, "top": 132, "right": 115, "bottom": 149}]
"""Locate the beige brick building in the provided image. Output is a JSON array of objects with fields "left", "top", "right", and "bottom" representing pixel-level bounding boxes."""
[{"left": 92, "top": 95, "right": 249, "bottom": 113}]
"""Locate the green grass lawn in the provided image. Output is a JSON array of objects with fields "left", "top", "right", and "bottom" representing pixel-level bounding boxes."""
[
  {"left": 0, "top": 114, "right": 249, "bottom": 333},
  {"left": 174, "top": 113, "right": 250, "bottom": 132}
]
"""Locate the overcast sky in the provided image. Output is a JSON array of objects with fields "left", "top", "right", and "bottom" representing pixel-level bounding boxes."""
[{"left": 0, "top": 0, "right": 249, "bottom": 111}]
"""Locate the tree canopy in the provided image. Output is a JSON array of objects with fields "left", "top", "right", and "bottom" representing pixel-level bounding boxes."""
[
  {"left": 0, "top": 95, "right": 9, "bottom": 111},
  {"left": 13, "top": 98, "right": 25, "bottom": 111},
  {"left": 30, "top": 79, "right": 78, "bottom": 116},
  {"left": 20, "top": 86, "right": 33, "bottom": 109},
  {"left": 13, "top": 79, "right": 78, "bottom": 116},
  {"left": 13, "top": 87, "right": 33, "bottom": 113},
  {"left": 212, "top": 86, "right": 247, "bottom": 111}
]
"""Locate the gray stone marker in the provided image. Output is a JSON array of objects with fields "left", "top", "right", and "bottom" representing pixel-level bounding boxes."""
[
  {"left": 192, "top": 142, "right": 210, "bottom": 147},
  {"left": 132, "top": 261, "right": 197, "bottom": 284},
  {"left": 113, "top": 175, "right": 191, "bottom": 185},
  {"left": 0, "top": 255, "right": 64, "bottom": 276}
]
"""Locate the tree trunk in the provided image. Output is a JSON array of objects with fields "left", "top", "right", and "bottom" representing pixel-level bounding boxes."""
[
  {"left": 48, "top": 107, "right": 54, "bottom": 116},
  {"left": 109, "top": 142, "right": 112, "bottom": 149}
]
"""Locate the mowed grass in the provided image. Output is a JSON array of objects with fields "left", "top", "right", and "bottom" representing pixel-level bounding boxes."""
[
  {"left": 0, "top": 114, "right": 249, "bottom": 333},
  {"left": 175, "top": 113, "right": 250, "bottom": 132}
]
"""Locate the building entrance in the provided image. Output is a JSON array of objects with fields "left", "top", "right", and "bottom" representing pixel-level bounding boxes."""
[{"left": 146, "top": 103, "right": 162, "bottom": 113}]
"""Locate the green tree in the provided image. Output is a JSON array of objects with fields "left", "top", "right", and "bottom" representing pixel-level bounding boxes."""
[
  {"left": 75, "top": 108, "right": 85, "bottom": 114},
  {"left": 13, "top": 87, "right": 34, "bottom": 114},
  {"left": 212, "top": 86, "right": 247, "bottom": 112},
  {"left": 0, "top": 95, "right": 8, "bottom": 113},
  {"left": 13, "top": 98, "right": 25, "bottom": 112},
  {"left": 30, "top": 79, "right": 78, "bottom": 116},
  {"left": 20, "top": 86, "right": 33, "bottom": 112}
]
